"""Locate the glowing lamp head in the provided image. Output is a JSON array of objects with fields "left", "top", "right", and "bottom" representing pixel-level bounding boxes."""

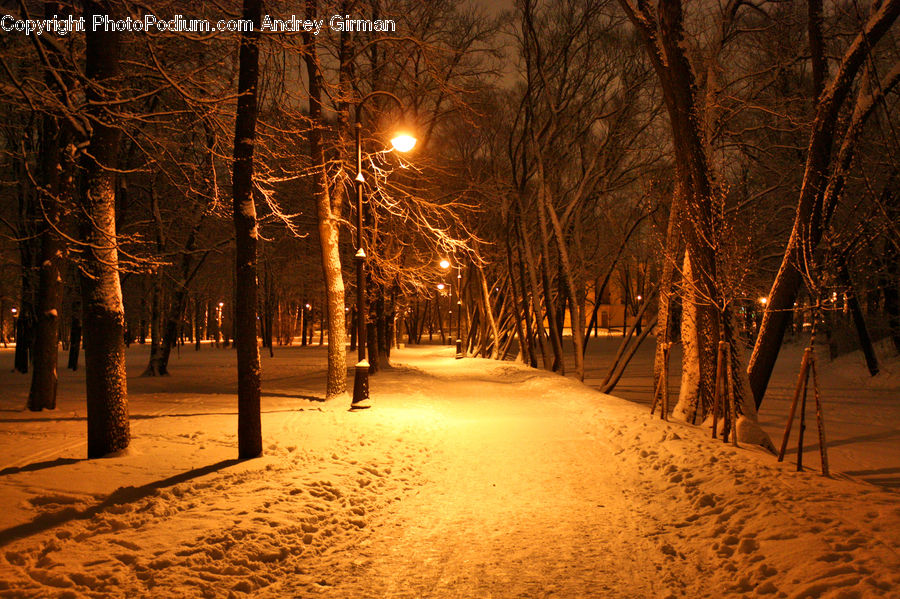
[
  {"left": 218, "top": 302, "right": 224, "bottom": 307},
  {"left": 759, "top": 297, "right": 768, "bottom": 305},
  {"left": 390, "top": 133, "right": 417, "bottom": 153},
  {"left": 439, "top": 259, "right": 450, "bottom": 269},
  {"left": 636, "top": 295, "right": 642, "bottom": 301},
  {"left": 437, "top": 283, "right": 445, "bottom": 291}
]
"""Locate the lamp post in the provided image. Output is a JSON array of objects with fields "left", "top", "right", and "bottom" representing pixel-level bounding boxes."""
[
  {"left": 439, "top": 258, "right": 465, "bottom": 359},
  {"left": 439, "top": 260, "right": 451, "bottom": 348},
  {"left": 635, "top": 294, "right": 642, "bottom": 335},
  {"left": 215, "top": 301, "right": 224, "bottom": 347},
  {"left": 455, "top": 261, "right": 463, "bottom": 359},
  {"left": 756, "top": 296, "right": 767, "bottom": 333},
  {"left": 11, "top": 308, "right": 18, "bottom": 344},
  {"left": 351, "top": 92, "right": 416, "bottom": 410}
]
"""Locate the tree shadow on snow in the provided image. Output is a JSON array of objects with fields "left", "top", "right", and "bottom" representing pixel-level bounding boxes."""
[
  {"left": 128, "top": 407, "right": 323, "bottom": 419},
  {"left": 0, "top": 458, "right": 241, "bottom": 547},
  {"left": 261, "top": 392, "right": 325, "bottom": 402},
  {"left": 0, "top": 415, "right": 85, "bottom": 423},
  {"left": 843, "top": 466, "right": 900, "bottom": 489},
  {"left": 0, "top": 458, "right": 84, "bottom": 477}
]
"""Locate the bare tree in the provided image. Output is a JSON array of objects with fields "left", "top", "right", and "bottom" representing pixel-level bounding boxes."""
[
  {"left": 748, "top": 0, "right": 900, "bottom": 406},
  {"left": 232, "top": 0, "right": 263, "bottom": 459},
  {"left": 80, "top": 0, "right": 129, "bottom": 458}
]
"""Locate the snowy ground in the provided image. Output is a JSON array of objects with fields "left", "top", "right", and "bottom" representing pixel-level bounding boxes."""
[
  {"left": 583, "top": 335, "right": 900, "bottom": 488},
  {"left": 0, "top": 343, "right": 898, "bottom": 598}
]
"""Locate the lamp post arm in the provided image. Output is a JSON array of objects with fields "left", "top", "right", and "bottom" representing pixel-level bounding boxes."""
[{"left": 355, "top": 90, "right": 405, "bottom": 124}]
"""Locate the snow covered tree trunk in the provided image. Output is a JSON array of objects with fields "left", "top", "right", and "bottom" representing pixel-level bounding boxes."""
[
  {"left": 722, "top": 307, "right": 772, "bottom": 451},
  {"left": 653, "top": 189, "right": 682, "bottom": 408},
  {"left": 674, "top": 252, "right": 700, "bottom": 422},
  {"left": 622, "top": 0, "right": 770, "bottom": 447},
  {"left": 231, "top": 0, "right": 263, "bottom": 459},
  {"left": 477, "top": 263, "right": 500, "bottom": 360},
  {"left": 80, "top": 0, "right": 129, "bottom": 458},
  {"left": 303, "top": 0, "right": 348, "bottom": 399}
]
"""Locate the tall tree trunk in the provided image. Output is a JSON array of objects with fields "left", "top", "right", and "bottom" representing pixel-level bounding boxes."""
[
  {"left": 477, "top": 263, "right": 500, "bottom": 360},
  {"left": 535, "top": 194, "right": 565, "bottom": 374},
  {"left": 515, "top": 206, "right": 550, "bottom": 369},
  {"left": 232, "top": 0, "right": 263, "bottom": 459},
  {"left": 303, "top": 0, "right": 348, "bottom": 398},
  {"left": 882, "top": 238, "right": 900, "bottom": 354},
  {"left": 838, "top": 258, "right": 878, "bottom": 375},
  {"left": 28, "top": 36, "right": 67, "bottom": 409},
  {"left": 540, "top": 181, "right": 585, "bottom": 379},
  {"left": 143, "top": 272, "right": 163, "bottom": 376},
  {"left": 67, "top": 288, "right": 81, "bottom": 371},
  {"left": 505, "top": 233, "right": 531, "bottom": 366},
  {"left": 622, "top": 0, "right": 767, "bottom": 445},
  {"left": 653, "top": 190, "right": 682, "bottom": 409},
  {"left": 674, "top": 251, "right": 701, "bottom": 421},
  {"left": 80, "top": 0, "right": 129, "bottom": 458},
  {"left": 14, "top": 149, "right": 37, "bottom": 375}
]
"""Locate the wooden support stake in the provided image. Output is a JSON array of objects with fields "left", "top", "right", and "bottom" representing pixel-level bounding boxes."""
[
  {"left": 809, "top": 351, "right": 830, "bottom": 477},
  {"left": 712, "top": 341, "right": 726, "bottom": 439},
  {"left": 778, "top": 348, "right": 811, "bottom": 462},
  {"left": 650, "top": 371, "right": 663, "bottom": 416},
  {"left": 661, "top": 342, "right": 670, "bottom": 421},
  {"left": 796, "top": 352, "right": 811, "bottom": 472},
  {"left": 724, "top": 343, "right": 738, "bottom": 447}
]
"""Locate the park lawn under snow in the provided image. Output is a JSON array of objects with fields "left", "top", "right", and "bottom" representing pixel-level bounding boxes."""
[{"left": 0, "top": 343, "right": 898, "bottom": 598}]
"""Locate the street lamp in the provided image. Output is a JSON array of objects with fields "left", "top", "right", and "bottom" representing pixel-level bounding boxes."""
[
  {"left": 439, "top": 258, "right": 464, "bottom": 359},
  {"left": 11, "top": 308, "right": 18, "bottom": 343},
  {"left": 217, "top": 302, "right": 224, "bottom": 346},
  {"left": 439, "top": 259, "right": 451, "bottom": 348},
  {"left": 351, "top": 92, "right": 417, "bottom": 410},
  {"left": 391, "top": 134, "right": 417, "bottom": 153},
  {"left": 455, "top": 261, "right": 463, "bottom": 358}
]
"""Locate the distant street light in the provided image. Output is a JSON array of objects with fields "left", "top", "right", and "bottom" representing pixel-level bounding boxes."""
[
  {"left": 455, "top": 260, "right": 463, "bottom": 359},
  {"left": 439, "top": 257, "right": 464, "bottom": 358},
  {"left": 217, "top": 302, "right": 224, "bottom": 346},
  {"left": 759, "top": 297, "right": 768, "bottom": 305},
  {"left": 351, "top": 92, "right": 416, "bottom": 410}
]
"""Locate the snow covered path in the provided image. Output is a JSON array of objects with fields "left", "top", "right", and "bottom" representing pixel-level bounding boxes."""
[{"left": 1, "top": 346, "right": 899, "bottom": 598}]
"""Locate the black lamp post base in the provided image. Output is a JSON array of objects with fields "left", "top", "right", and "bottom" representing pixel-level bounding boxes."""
[
  {"left": 351, "top": 364, "right": 370, "bottom": 409},
  {"left": 455, "top": 339, "right": 463, "bottom": 359}
]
